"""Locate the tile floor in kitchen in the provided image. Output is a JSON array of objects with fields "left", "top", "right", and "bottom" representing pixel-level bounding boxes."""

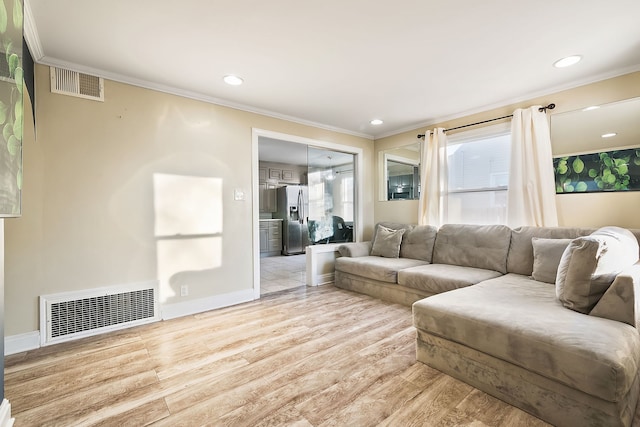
[{"left": 260, "top": 254, "right": 307, "bottom": 295}]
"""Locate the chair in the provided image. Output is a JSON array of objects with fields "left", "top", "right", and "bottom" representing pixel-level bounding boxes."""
[{"left": 329, "top": 215, "right": 353, "bottom": 243}]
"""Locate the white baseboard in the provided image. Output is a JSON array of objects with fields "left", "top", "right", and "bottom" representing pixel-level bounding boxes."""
[
  {"left": 5, "top": 331, "right": 40, "bottom": 356},
  {"left": 316, "top": 272, "right": 335, "bottom": 285},
  {"left": 5, "top": 291, "right": 256, "bottom": 354},
  {"left": 161, "top": 289, "right": 255, "bottom": 320},
  {"left": 0, "top": 399, "right": 15, "bottom": 427}
]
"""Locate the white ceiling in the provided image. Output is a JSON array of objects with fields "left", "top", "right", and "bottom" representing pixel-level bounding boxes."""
[{"left": 25, "top": 0, "right": 640, "bottom": 139}]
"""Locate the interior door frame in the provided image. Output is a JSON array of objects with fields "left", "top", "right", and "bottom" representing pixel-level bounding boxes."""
[{"left": 251, "top": 128, "right": 364, "bottom": 299}]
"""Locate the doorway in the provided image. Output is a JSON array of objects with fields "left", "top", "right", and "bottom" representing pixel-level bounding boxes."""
[{"left": 252, "top": 129, "right": 363, "bottom": 298}]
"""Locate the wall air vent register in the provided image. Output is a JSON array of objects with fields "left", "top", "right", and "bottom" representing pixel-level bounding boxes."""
[
  {"left": 50, "top": 66, "right": 104, "bottom": 101},
  {"left": 40, "top": 281, "right": 160, "bottom": 346}
]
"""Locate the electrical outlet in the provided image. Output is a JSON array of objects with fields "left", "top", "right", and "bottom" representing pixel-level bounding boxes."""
[{"left": 180, "top": 285, "right": 188, "bottom": 297}]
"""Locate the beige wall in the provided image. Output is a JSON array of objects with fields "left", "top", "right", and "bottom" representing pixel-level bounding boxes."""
[
  {"left": 7, "top": 67, "right": 639, "bottom": 337},
  {"left": 4, "top": 64, "right": 374, "bottom": 336},
  {"left": 374, "top": 72, "right": 640, "bottom": 228}
]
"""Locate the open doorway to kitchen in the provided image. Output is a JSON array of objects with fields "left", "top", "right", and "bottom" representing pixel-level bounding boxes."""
[{"left": 252, "top": 129, "right": 363, "bottom": 298}]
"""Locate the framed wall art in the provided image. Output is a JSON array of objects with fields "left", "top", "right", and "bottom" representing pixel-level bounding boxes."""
[
  {"left": 553, "top": 148, "right": 640, "bottom": 193},
  {"left": 0, "top": 0, "right": 24, "bottom": 217}
]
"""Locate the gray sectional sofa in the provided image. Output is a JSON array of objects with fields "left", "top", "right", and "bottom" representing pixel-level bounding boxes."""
[{"left": 335, "top": 222, "right": 640, "bottom": 427}]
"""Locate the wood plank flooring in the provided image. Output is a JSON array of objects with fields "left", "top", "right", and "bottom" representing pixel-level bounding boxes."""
[{"left": 4, "top": 285, "right": 625, "bottom": 426}]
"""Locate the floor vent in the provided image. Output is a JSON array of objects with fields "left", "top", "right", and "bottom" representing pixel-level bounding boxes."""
[
  {"left": 40, "top": 282, "right": 160, "bottom": 346},
  {"left": 50, "top": 66, "right": 104, "bottom": 101}
]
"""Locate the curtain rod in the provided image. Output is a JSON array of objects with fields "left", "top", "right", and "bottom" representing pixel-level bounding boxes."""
[{"left": 417, "top": 103, "right": 555, "bottom": 139}]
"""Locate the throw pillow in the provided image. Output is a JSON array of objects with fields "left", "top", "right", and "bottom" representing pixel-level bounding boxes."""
[
  {"left": 556, "top": 226, "right": 639, "bottom": 314},
  {"left": 371, "top": 225, "right": 405, "bottom": 258},
  {"left": 531, "top": 237, "right": 572, "bottom": 284}
]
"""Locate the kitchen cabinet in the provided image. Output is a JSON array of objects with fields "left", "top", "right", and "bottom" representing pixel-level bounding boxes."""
[
  {"left": 259, "top": 222, "right": 269, "bottom": 252},
  {"left": 281, "top": 169, "right": 294, "bottom": 181},
  {"left": 269, "top": 168, "right": 282, "bottom": 180},
  {"left": 259, "top": 183, "right": 277, "bottom": 213},
  {"left": 268, "top": 221, "right": 282, "bottom": 252},
  {"left": 260, "top": 220, "right": 282, "bottom": 256},
  {"left": 259, "top": 167, "right": 267, "bottom": 182}
]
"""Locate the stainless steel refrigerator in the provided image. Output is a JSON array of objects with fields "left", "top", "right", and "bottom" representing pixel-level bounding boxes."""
[{"left": 274, "top": 185, "right": 309, "bottom": 255}]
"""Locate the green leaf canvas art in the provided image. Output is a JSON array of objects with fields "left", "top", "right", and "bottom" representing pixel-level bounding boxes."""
[
  {"left": 554, "top": 148, "right": 640, "bottom": 193},
  {"left": 0, "top": 0, "right": 23, "bottom": 217}
]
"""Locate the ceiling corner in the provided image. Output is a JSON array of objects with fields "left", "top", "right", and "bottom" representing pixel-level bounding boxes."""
[{"left": 23, "top": 0, "right": 45, "bottom": 61}]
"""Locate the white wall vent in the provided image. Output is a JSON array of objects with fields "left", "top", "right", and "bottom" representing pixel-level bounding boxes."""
[
  {"left": 40, "top": 281, "right": 160, "bottom": 346},
  {"left": 50, "top": 66, "right": 104, "bottom": 101}
]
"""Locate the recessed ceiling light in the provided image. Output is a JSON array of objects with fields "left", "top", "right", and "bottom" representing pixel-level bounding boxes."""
[
  {"left": 582, "top": 106, "right": 600, "bottom": 111},
  {"left": 223, "top": 75, "right": 244, "bottom": 86},
  {"left": 601, "top": 132, "right": 617, "bottom": 138},
  {"left": 553, "top": 55, "right": 582, "bottom": 68},
  {"left": 370, "top": 119, "right": 383, "bottom": 125}
]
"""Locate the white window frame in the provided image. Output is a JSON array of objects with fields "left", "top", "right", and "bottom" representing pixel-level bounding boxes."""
[{"left": 445, "top": 122, "right": 511, "bottom": 224}]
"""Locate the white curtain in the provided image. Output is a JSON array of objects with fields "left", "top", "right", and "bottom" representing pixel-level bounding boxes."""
[
  {"left": 507, "top": 106, "right": 558, "bottom": 227},
  {"left": 418, "top": 128, "right": 448, "bottom": 226}
]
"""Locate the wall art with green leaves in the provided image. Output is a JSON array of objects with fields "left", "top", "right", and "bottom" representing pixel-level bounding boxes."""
[
  {"left": 554, "top": 148, "right": 640, "bottom": 193},
  {"left": 0, "top": 0, "right": 23, "bottom": 217}
]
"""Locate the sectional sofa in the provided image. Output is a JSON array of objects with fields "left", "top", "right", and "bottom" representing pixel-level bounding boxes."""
[{"left": 335, "top": 222, "right": 640, "bottom": 427}]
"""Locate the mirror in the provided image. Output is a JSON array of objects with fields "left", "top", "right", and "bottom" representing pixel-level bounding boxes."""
[
  {"left": 551, "top": 97, "right": 640, "bottom": 156},
  {"left": 380, "top": 142, "right": 421, "bottom": 201}
]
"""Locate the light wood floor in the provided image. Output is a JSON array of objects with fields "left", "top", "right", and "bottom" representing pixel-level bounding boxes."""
[{"left": 5, "top": 285, "right": 626, "bottom": 426}]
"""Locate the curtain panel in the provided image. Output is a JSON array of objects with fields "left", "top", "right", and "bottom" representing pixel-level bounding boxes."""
[
  {"left": 418, "top": 128, "right": 448, "bottom": 226},
  {"left": 507, "top": 106, "right": 558, "bottom": 227}
]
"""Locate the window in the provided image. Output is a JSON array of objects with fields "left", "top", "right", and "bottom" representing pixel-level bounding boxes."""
[
  {"left": 445, "top": 123, "right": 511, "bottom": 225},
  {"left": 341, "top": 175, "right": 354, "bottom": 222}
]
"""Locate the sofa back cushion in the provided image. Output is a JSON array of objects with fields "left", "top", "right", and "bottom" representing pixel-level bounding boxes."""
[
  {"left": 371, "top": 225, "right": 405, "bottom": 258},
  {"left": 375, "top": 222, "right": 437, "bottom": 262},
  {"left": 507, "top": 226, "right": 595, "bottom": 275},
  {"left": 432, "top": 224, "right": 512, "bottom": 273},
  {"left": 556, "top": 226, "right": 640, "bottom": 314},
  {"left": 531, "top": 237, "right": 573, "bottom": 284}
]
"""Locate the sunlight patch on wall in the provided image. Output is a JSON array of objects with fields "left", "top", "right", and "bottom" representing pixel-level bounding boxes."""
[
  {"left": 153, "top": 173, "right": 223, "bottom": 303},
  {"left": 153, "top": 173, "right": 222, "bottom": 237},
  {"left": 156, "top": 236, "right": 222, "bottom": 302}
]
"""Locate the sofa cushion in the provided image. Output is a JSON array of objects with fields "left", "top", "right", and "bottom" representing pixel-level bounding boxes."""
[
  {"left": 398, "top": 264, "right": 502, "bottom": 294},
  {"left": 337, "top": 241, "right": 372, "bottom": 258},
  {"left": 335, "top": 256, "right": 428, "bottom": 284},
  {"left": 371, "top": 225, "right": 405, "bottom": 258},
  {"left": 556, "top": 226, "right": 640, "bottom": 314},
  {"left": 412, "top": 273, "right": 640, "bottom": 403},
  {"left": 531, "top": 237, "right": 572, "bottom": 284},
  {"left": 590, "top": 263, "right": 640, "bottom": 327},
  {"left": 507, "top": 226, "right": 594, "bottom": 275},
  {"left": 432, "top": 224, "right": 511, "bottom": 273},
  {"left": 376, "top": 222, "right": 438, "bottom": 262}
]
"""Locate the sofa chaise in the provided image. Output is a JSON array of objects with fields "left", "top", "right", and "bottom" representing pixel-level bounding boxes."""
[{"left": 335, "top": 222, "right": 640, "bottom": 427}]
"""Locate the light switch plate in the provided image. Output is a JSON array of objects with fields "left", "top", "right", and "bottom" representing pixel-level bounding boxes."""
[{"left": 234, "top": 188, "right": 245, "bottom": 201}]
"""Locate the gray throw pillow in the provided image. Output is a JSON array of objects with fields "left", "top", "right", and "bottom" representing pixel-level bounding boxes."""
[
  {"left": 556, "top": 226, "right": 640, "bottom": 314},
  {"left": 371, "top": 225, "right": 405, "bottom": 258},
  {"left": 531, "top": 238, "right": 572, "bottom": 284}
]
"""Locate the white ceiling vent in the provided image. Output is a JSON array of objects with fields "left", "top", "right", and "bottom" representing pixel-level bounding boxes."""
[{"left": 50, "top": 66, "right": 104, "bottom": 101}]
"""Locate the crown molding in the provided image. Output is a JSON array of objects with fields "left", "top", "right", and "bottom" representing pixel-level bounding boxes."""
[
  {"left": 21, "top": 0, "right": 372, "bottom": 140},
  {"left": 23, "top": 0, "right": 44, "bottom": 60},
  {"left": 37, "top": 55, "right": 374, "bottom": 141},
  {"left": 375, "top": 63, "right": 640, "bottom": 140},
  {"left": 20, "top": 1, "right": 639, "bottom": 143}
]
